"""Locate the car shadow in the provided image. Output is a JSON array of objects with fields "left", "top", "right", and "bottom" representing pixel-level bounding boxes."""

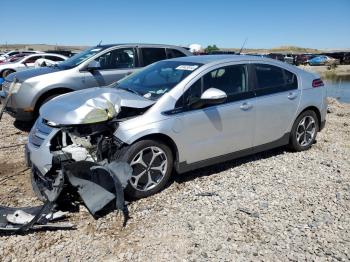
[
  {"left": 170, "top": 146, "right": 288, "bottom": 185},
  {"left": 13, "top": 120, "right": 35, "bottom": 132}
]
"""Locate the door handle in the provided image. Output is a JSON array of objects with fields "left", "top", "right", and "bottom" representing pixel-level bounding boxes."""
[
  {"left": 287, "top": 92, "right": 298, "bottom": 100},
  {"left": 240, "top": 102, "right": 253, "bottom": 110}
]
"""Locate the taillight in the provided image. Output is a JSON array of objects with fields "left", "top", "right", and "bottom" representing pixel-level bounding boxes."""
[{"left": 312, "top": 78, "right": 324, "bottom": 88}]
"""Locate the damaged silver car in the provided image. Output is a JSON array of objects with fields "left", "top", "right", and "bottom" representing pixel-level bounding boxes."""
[{"left": 26, "top": 55, "right": 327, "bottom": 200}]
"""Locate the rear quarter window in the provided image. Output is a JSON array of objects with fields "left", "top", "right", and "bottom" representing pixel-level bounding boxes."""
[{"left": 254, "top": 64, "right": 298, "bottom": 95}]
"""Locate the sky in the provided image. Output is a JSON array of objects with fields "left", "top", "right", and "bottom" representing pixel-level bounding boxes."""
[{"left": 2, "top": 0, "right": 350, "bottom": 49}]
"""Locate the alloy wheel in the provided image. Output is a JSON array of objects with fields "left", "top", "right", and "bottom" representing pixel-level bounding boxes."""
[
  {"left": 129, "top": 146, "right": 168, "bottom": 191},
  {"left": 296, "top": 116, "right": 316, "bottom": 147}
]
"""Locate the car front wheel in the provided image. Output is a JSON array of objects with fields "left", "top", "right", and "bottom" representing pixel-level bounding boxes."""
[
  {"left": 119, "top": 139, "right": 173, "bottom": 199},
  {"left": 289, "top": 110, "right": 319, "bottom": 151}
]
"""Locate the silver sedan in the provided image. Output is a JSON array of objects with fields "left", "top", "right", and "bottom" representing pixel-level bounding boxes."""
[{"left": 26, "top": 55, "right": 327, "bottom": 199}]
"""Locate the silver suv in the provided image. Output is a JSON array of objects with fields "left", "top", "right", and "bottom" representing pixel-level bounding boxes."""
[
  {"left": 26, "top": 55, "right": 327, "bottom": 200},
  {"left": 0, "top": 44, "right": 191, "bottom": 121}
]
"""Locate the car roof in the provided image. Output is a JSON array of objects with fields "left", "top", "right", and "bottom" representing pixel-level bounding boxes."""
[
  {"left": 166, "top": 54, "right": 307, "bottom": 75},
  {"left": 17, "top": 53, "right": 67, "bottom": 61},
  {"left": 96, "top": 43, "right": 188, "bottom": 49},
  {"left": 167, "top": 54, "right": 281, "bottom": 64}
]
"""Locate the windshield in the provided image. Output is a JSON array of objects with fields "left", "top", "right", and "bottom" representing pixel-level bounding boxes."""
[
  {"left": 115, "top": 60, "right": 202, "bottom": 100},
  {"left": 57, "top": 46, "right": 105, "bottom": 69}
]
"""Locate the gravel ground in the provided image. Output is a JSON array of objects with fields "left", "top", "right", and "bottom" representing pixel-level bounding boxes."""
[{"left": 0, "top": 98, "right": 349, "bottom": 261}]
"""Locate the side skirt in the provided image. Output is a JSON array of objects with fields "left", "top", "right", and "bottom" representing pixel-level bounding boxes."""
[{"left": 175, "top": 133, "right": 290, "bottom": 174}]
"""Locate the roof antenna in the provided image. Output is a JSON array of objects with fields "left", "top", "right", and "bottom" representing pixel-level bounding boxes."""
[
  {"left": 98, "top": 40, "right": 102, "bottom": 46},
  {"left": 238, "top": 38, "right": 248, "bottom": 55}
]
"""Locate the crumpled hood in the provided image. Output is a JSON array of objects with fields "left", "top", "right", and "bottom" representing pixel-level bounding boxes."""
[
  {"left": 40, "top": 87, "right": 155, "bottom": 126},
  {"left": 5, "top": 67, "right": 61, "bottom": 82}
]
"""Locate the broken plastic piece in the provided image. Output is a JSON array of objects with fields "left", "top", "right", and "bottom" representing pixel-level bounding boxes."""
[
  {"left": 64, "top": 161, "right": 132, "bottom": 218},
  {"left": 0, "top": 170, "right": 74, "bottom": 233}
]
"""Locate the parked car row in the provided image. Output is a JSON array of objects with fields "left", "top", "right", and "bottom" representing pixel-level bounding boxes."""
[
  {"left": 244, "top": 52, "right": 347, "bottom": 66},
  {"left": 0, "top": 53, "right": 68, "bottom": 78},
  {"left": 0, "top": 43, "right": 327, "bottom": 200},
  {"left": 0, "top": 50, "right": 41, "bottom": 63}
]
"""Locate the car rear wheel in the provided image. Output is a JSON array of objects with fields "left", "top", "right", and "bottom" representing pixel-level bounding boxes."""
[
  {"left": 2, "top": 69, "right": 15, "bottom": 78},
  {"left": 289, "top": 110, "right": 319, "bottom": 151},
  {"left": 119, "top": 139, "right": 173, "bottom": 199}
]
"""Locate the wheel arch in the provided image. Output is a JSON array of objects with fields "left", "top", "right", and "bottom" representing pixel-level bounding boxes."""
[
  {"left": 34, "top": 87, "right": 73, "bottom": 113},
  {"left": 297, "top": 106, "right": 321, "bottom": 127},
  {"left": 133, "top": 133, "right": 180, "bottom": 168},
  {"left": 1, "top": 68, "right": 16, "bottom": 78}
]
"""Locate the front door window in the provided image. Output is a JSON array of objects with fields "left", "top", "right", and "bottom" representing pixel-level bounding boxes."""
[{"left": 95, "top": 48, "right": 135, "bottom": 69}]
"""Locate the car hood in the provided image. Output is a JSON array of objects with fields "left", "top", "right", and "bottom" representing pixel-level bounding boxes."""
[
  {"left": 40, "top": 87, "right": 155, "bottom": 126},
  {"left": 5, "top": 66, "right": 62, "bottom": 82}
]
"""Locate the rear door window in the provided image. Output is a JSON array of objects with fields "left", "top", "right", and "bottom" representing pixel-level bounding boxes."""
[
  {"left": 254, "top": 64, "right": 298, "bottom": 96},
  {"left": 141, "top": 48, "right": 166, "bottom": 66},
  {"left": 166, "top": 48, "right": 186, "bottom": 59},
  {"left": 44, "top": 55, "right": 65, "bottom": 62},
  {"left": 23, "top": 55, "right": 43, "bottom": 64}
]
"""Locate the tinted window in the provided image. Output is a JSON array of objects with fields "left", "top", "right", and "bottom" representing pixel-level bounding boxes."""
[
  {"left": 254, "top": 64, "right": 298, "bottom": 94},
  {"left": 175, "top": 78, "right": 202, "bottom": 108},
  {"left": 255, "top": 64, "right": 284, "bottom": 89},
  {"left": 166, "top": 48, "right": 186, "bottom": 59},
  {"left": 203, "top": 65, "right": 248, "bottom": 96},
  {"left": 176, "top": 64, "right": 251, "bottom": 109},
  {"left": 284, "top": 69, "right": 298, "bottom": 89},
  {"left": 141, "top": 48, "right": 166, "bottom": 66},
  {"left": 96, "top": 48, "right": 135, "bottom": 69},
  {"left": 44, "top": 55, "right": 65, "bottom": 62},
  {"left": 24, "top": 55, "right": 42, "bottom": 63}
]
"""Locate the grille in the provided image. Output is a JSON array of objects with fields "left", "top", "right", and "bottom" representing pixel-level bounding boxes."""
[{"left": 29, "top": 118, "right": 53, "bottom": 148}]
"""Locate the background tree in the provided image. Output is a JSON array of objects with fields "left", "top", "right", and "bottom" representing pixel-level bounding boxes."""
[{"left": 205, "top": 44, "right": 220, "bottom": 53}]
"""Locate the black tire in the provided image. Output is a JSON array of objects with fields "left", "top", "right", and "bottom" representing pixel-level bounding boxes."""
[
  {"left": 118, "top": 139, "right": 173, "bottom": 199},
  {"left": 40, "top": 94, "right": 63, "bottom": 107},
  {"left": 289, "top": 110, "right": 319, "bottom": 151},
  {"left": 2, "top": 69, "right": 15, "bottom": 78}
]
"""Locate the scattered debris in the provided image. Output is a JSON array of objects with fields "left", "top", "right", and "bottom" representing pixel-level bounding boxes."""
[
  {"left": 238, "top": 207, "right": 260, "bottom": 218},
  {"left": 0, "top": 160, "right": 132, "bottom": 234},
  {"left": 0, "top": 171, "right": 72, "bottom": 233},
  {"left": 195, "top": 192, "right": 219, "bottom": 197}
]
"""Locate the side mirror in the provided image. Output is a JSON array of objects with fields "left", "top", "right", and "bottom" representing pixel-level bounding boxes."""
[
  {"left": 190, "top": 88, "right": 227, "bottom": 109},
  {"left": 86, "top": 60, "right": 101, "bottom": 71}
]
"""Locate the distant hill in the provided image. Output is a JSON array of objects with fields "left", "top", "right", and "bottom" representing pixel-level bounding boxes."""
[
  {"left": 221, "top": 45, "right": 321, "bottom": 54},
  {"left": 1, "top": 43, "right": 345, "bottom": 54},
  {"left": 0, "top": 44, "right": 88, "bottom": 52}
]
